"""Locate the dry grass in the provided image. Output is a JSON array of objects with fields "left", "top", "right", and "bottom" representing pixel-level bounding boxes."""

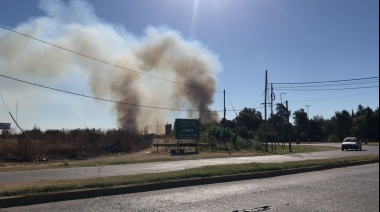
[{"left": 0, "top": 144, "right": 338, "bottom": 172}]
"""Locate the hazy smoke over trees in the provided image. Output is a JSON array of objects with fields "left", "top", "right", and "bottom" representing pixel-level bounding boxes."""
[{"left": 0, "top": 0, "right": 221, "bottom": 130}]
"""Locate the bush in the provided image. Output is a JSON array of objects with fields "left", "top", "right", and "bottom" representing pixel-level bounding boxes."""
[
  {"left": 328, "top": 135, "right": 339, "bottom": 143},
  {"left": 0, "top": 128, "right": 153, "bottom": 162}
]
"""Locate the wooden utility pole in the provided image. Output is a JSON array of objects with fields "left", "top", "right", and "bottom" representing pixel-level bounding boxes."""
[
  {"left": 224, "top": 90, "right": 226, "bottom": 131},
  {"left": 286, "top": 100, "right": 292, "bottom": 152},
  {"left": 264, "top": 70, "right": 268, "bottom": 152},
  {"left": 270, "top": 83, "right": 274, "bottom": 116}
]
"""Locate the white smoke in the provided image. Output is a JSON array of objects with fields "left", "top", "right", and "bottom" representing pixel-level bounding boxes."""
[{"left": 0, "top": 0, "right": 221, "bottom": 130}]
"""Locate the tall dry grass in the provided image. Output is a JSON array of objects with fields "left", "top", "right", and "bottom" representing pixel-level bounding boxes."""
[{"left": 0, "top": 128, "right": 152, "bottom": 162}]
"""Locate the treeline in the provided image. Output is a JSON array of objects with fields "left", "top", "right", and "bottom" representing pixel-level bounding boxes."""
[
  {"left": 220, "top": 104, "right": 379, "bottom": 143},
  {"left": 0, "top": 128, "right": 152, "bottom": 162},
  {"left": 0, "top": 104, "right": 378, "bottom": 161}
]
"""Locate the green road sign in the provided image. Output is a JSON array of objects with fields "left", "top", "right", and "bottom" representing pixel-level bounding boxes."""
[{"left": 175, "top": 119, "right": 200, "bottom": 139}]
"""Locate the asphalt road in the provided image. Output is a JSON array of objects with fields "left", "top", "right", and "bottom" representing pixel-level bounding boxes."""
[
  {"left": 0, "top": 144, "right": 378, "bottom": 185},
  {"left": 4, "top": 163, "right": 379, "bottom": 211}
]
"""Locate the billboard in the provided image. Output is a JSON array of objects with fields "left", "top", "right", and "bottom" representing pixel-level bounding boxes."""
[
  {"left": 175, "top": 119, "right": 200, "bottom": 139},
  {"left": 0, "top": 123, "right": 11, "bottom": 130}
]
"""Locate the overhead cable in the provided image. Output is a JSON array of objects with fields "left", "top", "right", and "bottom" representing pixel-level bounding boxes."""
[
  {"left": 0, "top": 91, "right": 36, "bottom": 143},
  {"left": 277, "top": 85, "right": 378, "bottom": 91},
  {"left": 289, "top": 90, "right": 378, "bottom": 103},
  {"left": 272, "top": 76, "right": 378, "bottom": 85},
  {"left": 0, "top": 74, "right": 225, "bottom": 113}
]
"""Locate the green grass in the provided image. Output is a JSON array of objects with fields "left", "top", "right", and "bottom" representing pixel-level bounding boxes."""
[{"left": 0, "top": 154, "right": 377, "bottom": 198}]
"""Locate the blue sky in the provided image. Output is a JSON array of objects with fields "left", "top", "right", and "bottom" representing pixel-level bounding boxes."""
[{"left": 0, "top": 0, "right": 378, "bottom": 132}]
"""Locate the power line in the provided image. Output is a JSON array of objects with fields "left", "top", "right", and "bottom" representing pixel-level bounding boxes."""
[
  {"left": 0, "top": 74, "right": 223, "bottom": 113},
  {"left": 277, "top": 85, "right": 378, "bottom": 91},
  {"left": 0, "top": 25, "right": 222, "bottom": 93},
  {"left": 275, "top": 79, "right": 378, "bottom": 89},
  {"left": 289, "top": 90, "right": 378, "bottom": 103},
  {"left": 272, "top": 76, "right": 378, "bottom": 92},
  {"left": 225, "top": 92, "right": 238, "bottom": 116},
  {"left": 270, "top": 75, "right": 379, "bottom": 109},
  {"left": 0, "top": 90, "right": 36, "bottom": 143},
  {"left": 272, "top": 76, "right": 378, "bottom": 85}
]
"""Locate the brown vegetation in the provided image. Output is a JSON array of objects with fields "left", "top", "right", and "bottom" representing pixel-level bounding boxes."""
[{"left": 0, "top": 128, "right": 152, "bottom": 162}]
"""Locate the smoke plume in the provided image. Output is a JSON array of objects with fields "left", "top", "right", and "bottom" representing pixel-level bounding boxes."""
[{"left": 0, "top": 0, "right": 221, "bottom": 130}]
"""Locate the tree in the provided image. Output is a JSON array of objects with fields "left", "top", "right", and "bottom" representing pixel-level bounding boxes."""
[
  {"left": 309, "top": 118, "right": 323, "bottom": 142},
  {"left": 219, "top": 118, "right": 236, "bottom": 129},
  {"left": 293, "top": 109, "right": 308, "bottom": 141},
  {"left": 331, "top": 110, "right": 352, "bottom": 141},
  {"left": 234, "top": 108, "right": 262, "bottom": 132},
  {"left": 374, "top": 107, "right": 379, "bottom": 141},
  {"left": 268, "top": 103, "right": 289, "bottom": 142},
  {"left": 352, "top": 105, "right": 377, "bottom": 141}
]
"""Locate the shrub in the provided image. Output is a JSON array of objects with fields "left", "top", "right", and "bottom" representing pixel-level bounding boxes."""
[
  {"left": 0, "top": 128, "right": 153, "bottom": 162},
  {"left": 327, "top": 135, "right": 339, "bottom": 143}
]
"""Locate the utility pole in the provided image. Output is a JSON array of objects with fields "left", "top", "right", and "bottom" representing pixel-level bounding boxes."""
[
  {"left": 270, "top": 83, "right": 275, "bottom": 151},
  {"left": 16, "top": 101, "right": 18, "bottom": 133},
  {"left": 306, "top": 105, "right": 311, "bottom": 142},
  {"left": 270, "top": 83, "right": 274, "bottom": 116},
  {"left": 280, "top": 93, "right": 285, "bottom": 148},
  {"left": 224, "top": 90, "right": 226, "bottom": 131},
  {"left": 280, "top": 93, "right": 286, "bottom": 105},
  {"left": 264, "top": 70, "right": 268, "bottom": 152},
  {"left": 286, "top": 100, "right": 291, "bottom": 152}
]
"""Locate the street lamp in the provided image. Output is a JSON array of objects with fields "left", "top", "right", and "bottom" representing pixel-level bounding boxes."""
[
  {"left": 305, "top": 105, "right": 311, "bottom": 142},
  {"left": 280, "top": 93, "right": 286, "bottom": 104}
]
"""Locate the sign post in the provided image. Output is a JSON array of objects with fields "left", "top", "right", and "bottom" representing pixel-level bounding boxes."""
[{"left": 174, "top": 119, "right": 200, "bottom": 152}]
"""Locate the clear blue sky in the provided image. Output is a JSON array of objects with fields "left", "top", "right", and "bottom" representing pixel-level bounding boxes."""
[{"left": 0, "top": 0, "right": 378, "bottom": 132}]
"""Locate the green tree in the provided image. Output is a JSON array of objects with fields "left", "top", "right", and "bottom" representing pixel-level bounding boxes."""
[
  {"left": 309, "top": 118, "right": 323, "bottom": 142},
  {"left": 234, "top": 108, "right": 262, "bottom": 131},
  {"left": 293, "top": 109, "right": 308, "bottom": 142},
  {"left": 321, "top": 119, "right": 335, "bottom": 141},
  {"left": 232, "top": 107, "right": 262, "bottom": 139},
  {"left": 352, "top": 105, "right": 377, "bottom": 141},
  {"left": 331, "top": 110, "right": 352, "bottom": 141},
  {"left": 268, "top": 103, "right": 289, "bottom": 142}
]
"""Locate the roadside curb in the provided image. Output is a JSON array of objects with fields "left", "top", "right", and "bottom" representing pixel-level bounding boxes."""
[{"left": 0, "top": 159, "right": 378, "bottom": 208}]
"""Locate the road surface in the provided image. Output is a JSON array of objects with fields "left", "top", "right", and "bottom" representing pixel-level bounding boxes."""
[{"left": 4, "top": 163, "right": 379, "bottom": 211}]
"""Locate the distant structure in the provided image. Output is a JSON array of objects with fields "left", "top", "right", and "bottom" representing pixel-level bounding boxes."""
[
  {"left": 0, "top": 123, "right": 11, "bottom": 130},
  {"left": 165, "top": 123, "right": 172, "bottom": 136}
]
